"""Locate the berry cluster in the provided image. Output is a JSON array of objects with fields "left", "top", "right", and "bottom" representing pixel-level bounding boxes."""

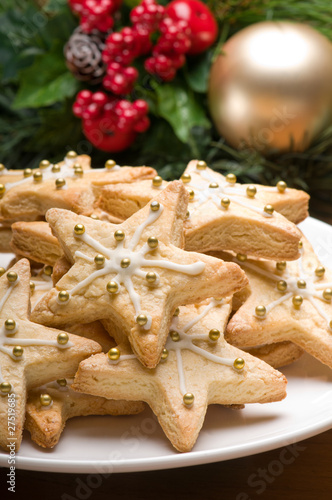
[
  {"left": 73, "top": 90, "right": 150, "bottom": 151},
  {"left": 68, "top": 0, "right": 217, "bottom": 151},
  {"left": 145, "top": 17, "right": 191, "bottom": 81},
  {"left": 69, "top": 0, "right": 122, "bottom": 33}
]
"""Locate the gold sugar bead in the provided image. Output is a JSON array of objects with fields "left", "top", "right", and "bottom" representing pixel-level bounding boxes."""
[
  {"left": 292, "top": 295, "right": 303, "bottom": 308},
  {"left": 107, "top": 281, "right": 118, "bottom": 294},
  {"left": 30, "top": 281, "right": 35, "bottom": 293},
  {"left": 0, "top": 267, "right": 5, "bottom": 277},
  {"left": 221, "top": 197, "right": 230, "bottom": 209},
  {"left": 57, "top": 378, "right": 67, "bottom": 387},
  {"left": 185, "top": 210, "right": 190, "bottom": 219},
  {"left": 209, "top": 328, "right": 220, "bottom": 341},
  {"left": 55, "top": 177, "right": 66, "bottom": 189},
  {"left": 147, "top": 236, "right": 158, "bottom": 249},
  {"left": 152, "top": 176, "right": 163, "bottom": 187},
  {"left": 297, "top": 279, "right": 306, "bottom": 289},
  {"left": 39, "top": 159, "right": 50, "bottom": 169},
  {"left": 323, "top": 288, "right": 332, "bottom": 301},
  {"left": 114, "top": 229, "right": 125, "bottom": 241},
  {"left": 120, "top": 258, "right": 130, "bottom": 268},
  {"left": 33, "top": 171, "right": 43, "bottom": 182},
  {"left": 52, "top": 164, "right": 61, "bottom": 173},
  {"left": 40, "top": 394, "right": 52, "bottom": 407},
  {"left": 58, "top": 290, "right": 70, "bottom": 303},
  {"left": 146, "top": 272, "right": 157, "bottom": 284},
  {"left": 108, "top": 347, "right": 120, "bottom": 361},
  {"left": 170, "top": 331, "right": 180, "bottom": 342},
  {"left": 150, "top": 201, "right": 160, "bottom": 211},
  {"left": 226, "top": 173, "right": 237, "bottom": 184},
  {"left": 246, "top": 185, "right": 257, "bottom": 198},
  {"left": 298, "top": 241, "right": 303, "bottom": 249},
  {"left": 173, "top": 307, "right": 180, "bottom": 317},
  {"left": 209, "top": 182, "right": 219, "bottom": 189},
  {"left": 136, "top": 314, "right": 148, "bottom": 326},
  {"left": 161, "top": 348, "right": 169, "bottom": 360},
  {"left": 90, "top": 214, "right": 99, "bottom": 220},
  {"left": 181, "top": 173, "right": 191, "bottom": 183},
  {"left": 74, "top": 166, "right": 84, "bottom": 176},
  {"left": 66, "top": 151, "right": 77, "bottom": 159},
  {"left": 24, "top": 168, "right": 32, "bottom": 177},
  {"left": 94, "top": 254, "right": 105, "bottom": 267},
  {"left": 277, "top": 280, "right": 287, "bottom": 292},
  {"left": 196, "top": 160, "right": 207, "bottom": 170},
  {"left": 315, "top": 266, "right": 325, "bottom": 278},
  {"left": 236, "top": 253, "right": 247, "bottom": 262},
  {"left": 183, "top": 393, "right": 195, "bottom": 406},
  {"left": 43, "top": 265, "right": 53, "bottom": 276},
  {"left": 0, "top": 382, "right": 11, "bottom": 395},
  {"left": 12, "top": 346, "right": 23, "bottom": 358},
  {"left": 57, "top": 332, "right": 69, "bottom": 345},
  {"left": 0, "top": 184, "right": 6, "bottom": 196},
  {"left": 264, "top": 204, "right": 274, "bottom": 215},
  {"left": 276, "top": 261, "right": 287, "bottom": 272},
  {"left": 255, "top": 305, "right": 266, "bottom": 318},
  {"left": 7, "top": 271, "right": 18, "bottom": 283},
  {"left": 105, "top": 159, "right": 116, "bottom": 169},
  {"left": 187, "top": 188, "right": 195, "bottom": 201},
  {"left": 5, "top": 319, "right": 16, "bottom": 331},
  {"left": 233, "top": 357, "right": 245, "bottom": 370},
  {"left": 0, "top": 163, "right": 4, "bottom": 172},
  {"left": 74, "top": 224, "right": 85, "bottom": 235},
  {"left": 277, "top": 180, "right": 287, "bottom": 193}
]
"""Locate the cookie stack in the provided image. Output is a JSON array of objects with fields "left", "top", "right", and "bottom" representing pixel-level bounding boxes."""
[{"left": 2, "top": 154, "right": 330, "bottom": 453}]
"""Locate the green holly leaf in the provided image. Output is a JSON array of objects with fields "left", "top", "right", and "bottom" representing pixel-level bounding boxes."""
[
  {"left": 13, "top": 41, "right": 79, "bottom": 109},
  {"left": 153, "top": 79, "right": 211, "bottom": 143},
  {"left": 184, "top": 50, "right": 213, "bottom": 94}
]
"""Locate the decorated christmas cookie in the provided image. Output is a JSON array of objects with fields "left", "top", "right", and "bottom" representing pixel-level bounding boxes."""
[
  {"left": 97, "top": 161, "right": 308, "bottom": 260},
  {"left": 0, "top": 259, "right": 101, "bottom": 451},
  {"left": 25, "top": 378, "right": 145, "bottom": 449},
  {"left": 31, "top": 181, "right": 248, "bottom": 368},
  {"left": 0, "top": 152, "right": 155, "bottom": 223},
  {"left": 226, "top": 235, "right": 332, "bottom": 369},
  {"left": 72, "top": 298, "right": 287, "bottom": 452}
]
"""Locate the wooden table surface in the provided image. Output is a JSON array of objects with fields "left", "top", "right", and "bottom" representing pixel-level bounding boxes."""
[{"left": 1, "top": 202, "right": 331, "bottom": 500}]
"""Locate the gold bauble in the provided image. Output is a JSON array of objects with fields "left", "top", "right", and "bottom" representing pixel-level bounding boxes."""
[{"left": 208, "top": 22, "right": 332, "bottom": 154}]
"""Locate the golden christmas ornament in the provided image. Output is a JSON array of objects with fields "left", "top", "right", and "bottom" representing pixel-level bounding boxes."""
[{"left": 208, "top": 22, "right": 332, "bottom": 154}]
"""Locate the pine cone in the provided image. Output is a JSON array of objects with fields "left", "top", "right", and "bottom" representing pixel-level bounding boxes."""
[{"left": 64, "top": 27, "right": 107, "bottom": 84}]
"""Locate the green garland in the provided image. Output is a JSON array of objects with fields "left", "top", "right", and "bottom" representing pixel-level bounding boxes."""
[{"left": 1, "top": 0, "right": 332, "bottom": 209}]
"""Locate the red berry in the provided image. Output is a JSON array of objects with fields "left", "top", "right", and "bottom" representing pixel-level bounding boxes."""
[
  {"left": 83, "top": 119, "right": 137, "bottom": 152},
  {"left": 76, "top": 89, "right": 93, "bottom": 105},
  {"left": 134, "top": 116, "right": 150, "bottom": 133},
  {"left": 133, "top": 99, "right": 149, "bottom": 116},
  {"left": 91, "top": 92, "right": 109, "bottom": 107},
  {"left": 166, "top": 0, "right": 218, "bottom": 54}
]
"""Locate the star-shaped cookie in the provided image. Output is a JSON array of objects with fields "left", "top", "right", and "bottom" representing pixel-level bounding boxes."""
[
  {"left": 0, "top": 152, "right": 155, "bottom": 223},
  {"left": 31, "top": 181, "right": 248, "bottom": 368},
  {"left": 25, "top": 378, "right": 145, "bottom": 448},
  {"left": 226, "top": 235, "right": 332, "bottom": 369},
  {"left": 0, "top": 259, "right": 102, "bottom": 451},
  {"left": 72, "top": 298, "right": 287, "bottom": 452},
  {"left": 96, "top": 161, "right": 307, "bottom": 260}
]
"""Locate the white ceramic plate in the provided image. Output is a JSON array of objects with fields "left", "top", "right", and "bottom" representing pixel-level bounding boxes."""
[{"left": 0, "top": 216, "right": 332, "bottom": 474}]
